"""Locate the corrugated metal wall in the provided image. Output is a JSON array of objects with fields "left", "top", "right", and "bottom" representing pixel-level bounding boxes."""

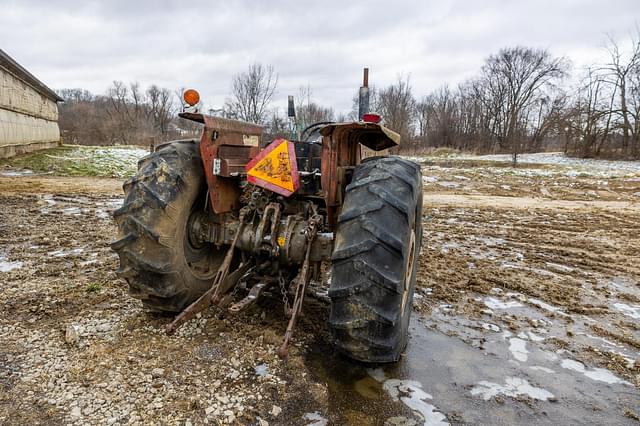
[
  {"left": 0, "top": 66, "right": 60, "bottom": 146},
  {"left": 0, "top": 109, "right": 60, "bottom": 144}
]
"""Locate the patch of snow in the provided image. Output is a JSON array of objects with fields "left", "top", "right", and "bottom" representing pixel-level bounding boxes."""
[
  {"left": 482, "top": 323, "right": 501, "bottom": 332},
  {"left": 560, "top": 359, "right": 631, "bottom": 385},
  {"left": 484, "top": 297, "right": 523, "bottom": 310},
  {"left": 440, "top": 241, "right": 460, "bottom": 253},
  {"left": 302, "top": 412, "right": 328, "bottom": 426},
  {"left": 48, "top": 248, "right": 84, "bottom": 257},
  {"left": 41, "top": 195, "right": 56, "bottom": 205},
  {"left": 463, "top": 152, "right": 640, "bottom": 178},
  {"left": 0, "top": 256, "right": 23, "bottom": 272},
  {"left": 0, "top": 169, "right": 34, "bottom": 176},
  {"left": 475, "top": 236, "right": 505, "bottom": 246},
  {"left": 517, "top": 331, "right": 545, "bottom": 342},
  {"left": 471, "top": 377, "right": 554, "bottom": 401},
  {"left": 508, "top": 338, "right": 529, "bottom": 362},
  {"left": 254, "top": 363, "right": 269, "bottom": 377},
  {"left": 95, "top": 209, "right": 111, "bottom": 220},
  {"left": 612, "top": 302, "right": 640, "bottom": 319},
  {"left": 436, "top": 181, "right": 460, "bottom": 188},
  {"left": 422, "top": 176, "right": 439, "bottom": 183},
  {"left": 545, "top": 262, "right": 574, "bottom": 274},
  {"left": 583, "top": 333, "right": 620, "bottom": 348},
  {"left": 527, "top": 298, "right": 569, "bottom": 317},
  {"left": 368, "top": 369, "right": 448, "bottom": 426},
  {"left": 529, "top": 366, "right": 555, "bottom": 374},
  {"left": 62, "top": 207, "right": 82, "bottom": 216},
  {"left": 383, "top": 380, "right": 449, "bottom": 426}
]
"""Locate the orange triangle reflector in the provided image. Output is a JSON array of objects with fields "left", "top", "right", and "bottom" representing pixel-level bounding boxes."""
[{"left": 245, "top": 138, "right": 299, "bottom": 197}]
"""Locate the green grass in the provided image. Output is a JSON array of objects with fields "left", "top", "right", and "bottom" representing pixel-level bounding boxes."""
[
  {"left": 0, "top": 145, "right": 149, "bottom": 178},
  {"left": 85, "top": 282, "right": 104, "bottom": 293}
]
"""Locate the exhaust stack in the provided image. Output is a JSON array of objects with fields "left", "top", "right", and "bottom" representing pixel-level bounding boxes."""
[{"left": 358, "top": 67, "right": 370, "bottom": 121}]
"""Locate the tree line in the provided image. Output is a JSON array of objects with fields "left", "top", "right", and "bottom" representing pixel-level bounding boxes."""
[
  {"left": 57, "top": 30, "right": 640, "bottom": 160},
  {"left": 57, "top": 83, "right": 200, "bottom": 146},
  {"left": 352, "top": 32, "right": 639, "bottom": 161}
]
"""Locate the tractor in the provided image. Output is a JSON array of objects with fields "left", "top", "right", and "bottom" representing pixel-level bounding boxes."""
[{"left": 111, "top": 71, "right": 422, "bottom": 363}]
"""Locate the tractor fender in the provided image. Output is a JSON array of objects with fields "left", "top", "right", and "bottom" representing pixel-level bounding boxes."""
[{"left": 319, "top": 122, "right": 400, "bottom": 151}]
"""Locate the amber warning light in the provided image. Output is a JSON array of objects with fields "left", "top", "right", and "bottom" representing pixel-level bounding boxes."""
[{"left": 183, "top": 89, "right": 200, "bottom": 106}]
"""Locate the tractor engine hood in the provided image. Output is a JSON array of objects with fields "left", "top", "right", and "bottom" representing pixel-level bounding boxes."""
[{"left": 179, "top": 112, "right": 263, "bottom": 136}]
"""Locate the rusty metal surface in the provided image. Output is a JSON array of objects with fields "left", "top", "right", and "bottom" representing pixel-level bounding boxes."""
[
  {"left": 196, "top": 114, "right": 264, "bottom": 213},
  {"left": 228, "top": 279, "right": 274, "bottom": 313},
  {"left": 321, "top": 133, "right": 359, "bottom": 229},
  {"left": 320, "top": 121, "right": 400, "bottom": 151},
  {"left": 179, "top": 112, "right": 264, "bottom": 135},
  {"left": 216, "top": 145, "right": 259, "bottom": 176},
  {"left": 165, "top": 208, "right": 251, "bottom": 335},
  {"left": 277, "top": 213, "right": 323, "bottom": 358}
]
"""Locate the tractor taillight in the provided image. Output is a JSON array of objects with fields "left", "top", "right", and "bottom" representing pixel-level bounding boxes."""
[{"left": 362, "top": 113, "right": 381, "bottom": 123}]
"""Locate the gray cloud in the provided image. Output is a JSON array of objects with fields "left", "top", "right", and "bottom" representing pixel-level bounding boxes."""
[{"left": 2, "top": 0, "right": 638, "bottom": 114}]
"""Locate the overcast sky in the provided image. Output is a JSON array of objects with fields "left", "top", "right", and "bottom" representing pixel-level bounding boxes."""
[{"left": 2, "top": 0, "right": 639, "bottom": 115}]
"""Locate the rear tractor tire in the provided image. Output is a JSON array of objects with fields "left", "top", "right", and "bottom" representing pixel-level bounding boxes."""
[
  {"left": 329, "top": 156, "right": 422, "bottom": 362},
  {"left": 111, "top": 140, "right": 225, "bottom": 312}
]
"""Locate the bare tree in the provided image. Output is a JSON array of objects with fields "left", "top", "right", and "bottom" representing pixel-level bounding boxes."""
[
  {"left": 147, "top": 85, "right": 174, "bottom": 136},
  {"left": 377, "top": 75, "right": 416, "bottom": 150},
  {"left": 59, "top": 82, "right": 181, "bottom": 146},
  {"left": 224, "top": 63, "right": 278, "bottom": 124},
  {"left": 479, "top": 47, "right": 568, "bottom": 165},
  {"left": 603, "top": 32, "right": 640, "bottom": 156},
  {"left": 294, "top": 85, "right": 335, "bottom": 130}
]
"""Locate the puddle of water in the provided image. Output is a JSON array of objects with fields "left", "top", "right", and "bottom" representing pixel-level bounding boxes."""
[
  {"left": 302, "top": 344, "right": 416, "bottom": 425},
  {"left": 303, "top": 318, "right": 637, "bottom": 425}
]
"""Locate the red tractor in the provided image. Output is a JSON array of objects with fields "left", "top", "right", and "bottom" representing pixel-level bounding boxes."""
[{"left": 111, "top": 75, "right": 422, "bottom": 363}]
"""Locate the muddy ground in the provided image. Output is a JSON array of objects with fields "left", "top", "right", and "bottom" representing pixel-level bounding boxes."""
[{"left": 0, "top": 153, "right": 639, "bottom": 425}]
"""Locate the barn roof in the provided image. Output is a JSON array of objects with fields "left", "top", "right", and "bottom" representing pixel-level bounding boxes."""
[{"left": 0, "top": 49, "right": 63, "bottom": 102}]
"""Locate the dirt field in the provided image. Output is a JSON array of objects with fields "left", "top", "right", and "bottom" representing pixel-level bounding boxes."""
[{"left": 0, "top": 152, "right": 638, "bottom": 425}]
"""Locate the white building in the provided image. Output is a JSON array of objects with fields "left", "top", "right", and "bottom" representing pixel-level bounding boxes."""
[{"left": 0, "top": 49, "right": 62, "bottom": 158}]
